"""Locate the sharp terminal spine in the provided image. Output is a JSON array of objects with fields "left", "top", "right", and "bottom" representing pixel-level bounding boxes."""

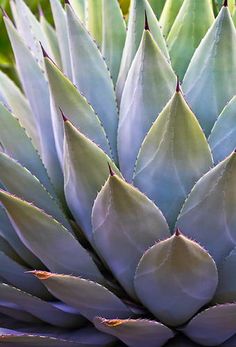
[
  {"left": 144, "top": 11, "right": 150, "bottom": 31},
  {"left": 108, "top": 163, "right": 115, "bottom": 176}
]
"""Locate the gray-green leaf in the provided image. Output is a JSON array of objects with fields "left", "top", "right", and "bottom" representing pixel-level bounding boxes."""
[
  {"left": 92, "top": 174, "right": 170, "bottom": 298},
  {"left": 134, "top": 232, "right": 218, "bottom": 326}
]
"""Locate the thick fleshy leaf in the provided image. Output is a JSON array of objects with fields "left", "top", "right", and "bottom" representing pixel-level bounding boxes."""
[
  {"left": 134, "top": 90, "right": 213, "bottom": 229},
  {"left": 148, "top": 0, "right": 166, "bottom": 17},
  {"left": 183, "top": 304, "right": 236, "bottom": 346},
  {"left": 64, "top": 120, "right": 120, "bottom": 243},
  {"left": 49, "top": 0, "right": 72, "bottom": 79},
  {"left": 118, "top": 29, "right": 176, "bottom": 181},
  {"left": 0, "top": 71, "right": 40, "bottom": 152},
  {"left": 94, "top": 317, "right": 175, "bottom": 347},
  {"left": 4, "top": 16, "right": 63, "bottom": 197},
  {"left": 0, "top": 306, "right": 40, "bottom": 323},
  {"left": 40, "top": 13, "right": 62, "bottom": 69},
  {"left": 102, "top": 0, "right": 126, "bottom": 84},
  {"left": 0, "top": 103, "right": 56, "bottom": 199},
  {"left": 92, "top": 174, "right": 170, "bottom": 298},
  {"left": 116, "top": 0, "right": 169, "bottom": 104},
  {"left": 0, "top": 152, "right": 71, "bottom": 231},
  {"left": 0, "top": 206, "right": 43, "bottom": 269},
  {"left": 66, "top": 4, "right": 118, "bottom": 162},
  {"left": 209, "top": 95, "right": 236, "bottom": 164},
  {"left": 0, "top": 282, "right": 83, "bottom": 328},
  {"left": 167, "top": 0, "right": 214, "bottom": 80},
  {"left": 0, "top": 190, "right": 103, "bottom": 283},
  {"left": 183, "top": 6, "right": 236, "bottom": 136},
  {"left": 86, "top": 0, "right": 103, "bottom": 46},
  {"left": 176, "top": 151, "right": 236, "bottom": 264},
  {"left": 33, "top": 271, "right": 132, "bottom": 322},
  {"left": 45, "top": 57, "right": 111, "bottom": 164},
  {"left": 0, "top": 252, "right": 49, "bottom": 298},
  {"left": 134, "top": 232, "right": 218, "bottom": 326},
  {"left": 159, "top": 0, "right": 184, "bottom": 37},
  {"left": 11, "top": 0, "right": 50, "bottom": 66},
  {"left": 70, "top": 0, "right": 86, "bottom": 22},
  {"left": 213, "top": 247, "right": 236, "bottom": 304},
  {"left": 0, "top": 332, "right": 96, "bottom": 346}
]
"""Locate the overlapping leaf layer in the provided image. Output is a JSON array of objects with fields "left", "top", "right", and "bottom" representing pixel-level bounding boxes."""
[{"left": 0, "top": 1, "right": 236, "bottom": 346}]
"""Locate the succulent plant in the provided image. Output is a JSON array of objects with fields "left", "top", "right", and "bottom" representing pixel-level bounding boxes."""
[{"left": 1, "top": 0, "right": 236, "bottom": 346}]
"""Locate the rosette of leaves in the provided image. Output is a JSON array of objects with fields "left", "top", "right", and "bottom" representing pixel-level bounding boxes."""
[{"left": 1, "top": 0, "right": 236, "bottom": 346}]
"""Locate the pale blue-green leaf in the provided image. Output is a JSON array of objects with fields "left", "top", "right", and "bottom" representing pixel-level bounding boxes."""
[
  {"left": 64, "top": 120, "right": 120, "bottom": 243},
  {"left": 116, "top": 0, "right": 169, "bottom": 104},
  {"left": 159, "top": 0, "right": 184, "bottom": 37},
  {"left": 44, "top": 57, "right": 112, "bottom": 165},
  {"left": 0, "top": 206, "right": 43, "bottom": 269},
  {"left": 134, "top": 233, "right": 218, "bottom": 326},
  {"left": 33, "top": 271, "right": 132, "bottom": 321},
  {"left": 11, "top": 0, "right": 50, "bottom": 68},
  {"left": 0, "top": 305, "right": 40, "bottom": 323},
  {"left": 102, "top": 0, "right": 126, "bottom": 84},
  {"left": 0, "top": 332, "right": 95, "bottom": 346},
  {"left": 0, "top": 152, "right": 71, "bottom": 232},
  {"left": 134, "top": 91, "right": 213, "bottom": 229},
  {"left": 0, "top": 235, "right": 23, "bottom": 263},
  {"left": 182, "top": 304, "right": 236, "bottom": 346},
  {"left": 70, "top": 0, "right": 86, "bottom": 22},
  {"left": 167, "top": 0, "right": 214, "bottom": 80},
  {"left": 209, "top": 95, "right": 236, "bottom": 164},
  {"left": 40, "top": 14, "right": 62, "bottom": 69},
  {"left": 213, "top": 247, "right": 236, "bottom": 304},
  {"left": 176, "top": 151, "right": 236, "bottom": 264},
  {"left": 183, "top": 6, "right": 236, "bottom": 136},
  {"left": 0, "top": 190, "right": 103, "bottom": 283},
  {"left": 94, "top": 317, "right": 175, "bottom": 347},
  {"left": 0, "top": 103, "right": 56, "bottom": 200},
  {"left": 0, "top": 252, "right": 49, "bottom": 299},
  {"left": 86, "top": 0, "right": 103, "bottom": 46},
  {"left": 49, "top": 0, "right": 72, "bottom": 79},
  {"left": 118, "top": 30, "right": 176, "bottom": 181},
  {"left": 0, "top": 319, "right": 115, "bottom": 346},
  {"left": 92, "top": 174, "right": 170, "bottom": 299},
  {"left": 4, "top": 17, "right": 63, "bottom": 198},
  {"left": 66, "top": 4, "right": 118, "bottom": 162},
  {"left": 0, "top": 282, "right": 84, "bottom": 328},
  {"left": 0, "top": 71, "right": 40, "bottom": 152}
]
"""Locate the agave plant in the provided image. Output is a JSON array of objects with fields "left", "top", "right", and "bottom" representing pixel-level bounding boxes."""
[{"left": 1, "top": 0, "right": 236, "bottom": 346}]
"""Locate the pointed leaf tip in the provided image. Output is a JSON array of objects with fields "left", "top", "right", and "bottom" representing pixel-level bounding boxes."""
[
  {"left": 0, "top": 6, "right": 8, "bottom": 18},
  {"left": 59, "top": 108, "right": 68, "bottom": 123},
  {"left": 144, "top": 11, "right": 150, "bottom": 31},
  {"left": 64, "top": 0, "right": 70, "bottom": 5},
  {"left": 176, "top": 77, "right": 181, "bottom": 93},
  {"left": 175, "top": 228, "right": 181, "bottom": 236},
  {"left": 39, "top": 42, "right": 50, "bottom": 59},
  {"left": 223, "top": 0, "right": 228, "bottom": 6},
  {"left": 108, "top": 162, "right": 115, "bottom": 176}
]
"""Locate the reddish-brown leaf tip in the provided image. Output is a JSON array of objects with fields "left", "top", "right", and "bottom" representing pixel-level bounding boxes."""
[
  {"left": 108, "top": 163, "right": 115, "bottom": 176},
  {"left": 176, "top": 76, "right": 181, "bottom": 93},
  {"left": 39, "top": 42, "right": 50, "bottom": 59},
  {"left": 144, "top": 11, "right": 149, "bottom": 31},
  {"left": 223, "top": 0, "right": 228, "bottom": 6},
  {"left": 0, "top": 6, "right": 8, "bottom": 18},
  {"left": 65, "top": 0, "right": 70, "bottom": 4},
  {"left": 59, "top": 108, "right": 68, "bottom": 122},
  {"left": 175, "top": 228, "right": 181, "bottom": 236}
]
